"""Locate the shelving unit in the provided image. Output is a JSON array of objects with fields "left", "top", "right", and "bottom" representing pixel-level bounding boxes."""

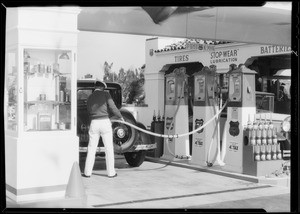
[
  {"left": 243, "top": 129, "right": 283, "bottom": 176},
  {"left": 23, "top": 48, "right": 72, "bottom": 132}
]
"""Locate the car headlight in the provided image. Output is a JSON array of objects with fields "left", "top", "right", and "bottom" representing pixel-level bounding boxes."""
[{"left": 281, "top": 117, "right": 291, "bottom": 132}]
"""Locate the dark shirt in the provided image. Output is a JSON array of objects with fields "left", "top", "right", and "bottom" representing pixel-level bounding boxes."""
[{"left": 87, "top": 89, "right": 122, "bottom": 120}]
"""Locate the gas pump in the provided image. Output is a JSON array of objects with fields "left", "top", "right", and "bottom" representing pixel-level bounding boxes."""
[
  {"left": 191, "top": 66, "right": 219, "bottom": 166},
  {"left": 223, "top": 64, "right": 257, "bottom": 173},
  {"left": 162, "top": 67, "right": 190, "bottom": 160}
]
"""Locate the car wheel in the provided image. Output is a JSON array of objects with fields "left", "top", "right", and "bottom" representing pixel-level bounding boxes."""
[
  {"left": 112, "top": 113, "right": 138, "bottom": 153},
  {"left": 124, "top": 150, "right": 146, "bottom": 167}
]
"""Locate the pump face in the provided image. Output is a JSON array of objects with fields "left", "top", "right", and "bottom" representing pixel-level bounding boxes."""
[{"left": 228, "top": 73, "right": 242, "bottom": 102}]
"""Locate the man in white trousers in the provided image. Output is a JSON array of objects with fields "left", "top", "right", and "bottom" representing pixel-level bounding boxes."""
[{"left": 83, "top": 80, "right": 124, "bottom": 178}]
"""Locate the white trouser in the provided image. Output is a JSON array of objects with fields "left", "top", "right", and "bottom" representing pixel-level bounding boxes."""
[{"left": 84, "top": 118, "right": 116, "bottom": 176}]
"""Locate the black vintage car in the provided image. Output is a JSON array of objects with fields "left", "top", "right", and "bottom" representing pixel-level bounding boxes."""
[{"left": 77, "top": 79, "right": 156, "bottom": 167}]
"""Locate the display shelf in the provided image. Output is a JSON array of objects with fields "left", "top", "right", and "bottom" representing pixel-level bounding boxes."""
[
  {"left": 243, "top": 145, "right": 284, "bottom": 177},
  {"left": 24, "top": 71, "right": 71, "bottom": 77},
  {"left": 25, "top": 129, "right": 69, "bottom": 132},
  {"left": 243, "top": 129, "right": 284, "bottom": 176},
  {"left": 25, "top": 100, "right": 70, "bottom": 107},
  {"left": 25, "top": 100, "right": 70, "bottom": 104}
]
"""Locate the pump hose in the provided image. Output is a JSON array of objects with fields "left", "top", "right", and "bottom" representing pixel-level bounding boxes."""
[
  {"left": 111, "top": 79, "right": 228, "bottom": 160},
  {"left": 216, "top": 94, "right": 225, "bottom": 165},
  {"left": 110, "top": 100, "right": 228, "bottom": 141},
  {"left": 206, "top": 95, "right": 219, "bottom": 166}
]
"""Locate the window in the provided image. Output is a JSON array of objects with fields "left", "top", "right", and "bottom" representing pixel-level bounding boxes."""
[
  {"left": 23, "top": 49, "right": 72, "bottom": 131},
  {"left": 5, "top": 51, "right": 18, "bottom": 131}
]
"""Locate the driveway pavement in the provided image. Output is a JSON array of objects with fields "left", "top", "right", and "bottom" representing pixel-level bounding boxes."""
[{"left": 6, "top": 155, "right": 290, "bottom": 212}]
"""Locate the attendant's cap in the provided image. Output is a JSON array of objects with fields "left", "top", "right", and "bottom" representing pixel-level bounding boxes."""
[{"left": 94, "top": 80, "right": 107, "bottom": 88}]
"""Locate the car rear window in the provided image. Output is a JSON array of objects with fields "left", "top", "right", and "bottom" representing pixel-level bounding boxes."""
[{"left": 78, "top": 89, "right": 92, "bottom": 101}]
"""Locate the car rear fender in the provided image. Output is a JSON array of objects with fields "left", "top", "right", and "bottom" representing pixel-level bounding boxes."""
[
  {"left": 135, "top": 122, "right": 152, "bottom": 145},
  {"left": 120, "top": 108, "right": 137, "bottom": 122}
]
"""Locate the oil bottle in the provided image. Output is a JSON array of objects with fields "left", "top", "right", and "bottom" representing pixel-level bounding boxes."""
[{"left": 256, "top": 116, "right": 262, "bottom": 146}]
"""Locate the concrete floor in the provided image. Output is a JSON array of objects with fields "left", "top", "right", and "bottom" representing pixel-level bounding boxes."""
[{"left": 6, "top": 155, "right": 290, "bottom": 212}]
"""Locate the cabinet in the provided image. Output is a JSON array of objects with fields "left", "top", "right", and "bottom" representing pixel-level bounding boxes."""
[
  {"left": 23, "top": 49, "right": 72, "bottom": 131},
  {"left": 5, "top": 7, "right": 81, "bottom": 203},
  {"left": 5, "top": 48, "right": 76, "bottom": 133}
]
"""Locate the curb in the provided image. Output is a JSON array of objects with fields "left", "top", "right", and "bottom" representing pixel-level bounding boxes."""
[{"left": 145, "top": 157, "right": 290, "bottom": 187}]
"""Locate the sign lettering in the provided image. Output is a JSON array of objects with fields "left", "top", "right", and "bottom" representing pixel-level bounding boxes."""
[
  {"left": 175, "top": 55, "right": 189, "bottom": 62},
  {"left": 210, "top": 49, "right": 238, "bottom": 64},
  {"left": 260, "top": 45, "right": 291, "bottom": 55},
  {"left": 186, "top": 43, "right": 215, "bottom": 51},
  {"left": 194, "top": 138, "right": 203, "bottom": 147},
  {"left": 229, "top": 142, "right": 239, "bottom": 152}
]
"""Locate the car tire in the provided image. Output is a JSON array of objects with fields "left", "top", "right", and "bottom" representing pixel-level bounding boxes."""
[
  {"left": 79, "top": 152, "right": 87, "bottom": 159},
  {"left": 112, "top": 113, "right": 138, "bottom": 153},
  {"left": 124, "top": 150, "right": 146, "bottom": 167}
]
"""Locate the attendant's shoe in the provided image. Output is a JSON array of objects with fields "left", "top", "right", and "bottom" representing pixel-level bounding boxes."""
[
  {"left": 108, "top": 173, "right": 118, "bottom": 178},
  {"left": 82, "top": 174, "right": 91, "bottom": 178}
]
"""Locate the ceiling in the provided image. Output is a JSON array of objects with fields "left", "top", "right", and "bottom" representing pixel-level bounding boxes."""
[{"left": 77, "top": 6, "right": 291, "bottom": 46}]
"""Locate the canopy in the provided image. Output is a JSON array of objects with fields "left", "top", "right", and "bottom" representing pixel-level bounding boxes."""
[{"left": 78, "top": 5, "right": 291, "bottom": 46}]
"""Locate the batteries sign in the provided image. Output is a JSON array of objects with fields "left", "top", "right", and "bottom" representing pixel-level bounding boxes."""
[{"left": 260, "top": 45, "right": 291, "bottom": 55}]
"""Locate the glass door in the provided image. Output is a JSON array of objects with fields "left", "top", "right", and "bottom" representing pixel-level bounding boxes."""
[
  {"left": 23, "top": 48, "right": 73, "bottom": 132},
  {"left": 5, "top": 50, "right": 18, "bottom": 132}
]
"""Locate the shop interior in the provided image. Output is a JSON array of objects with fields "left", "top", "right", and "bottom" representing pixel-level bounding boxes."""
[{"left": 247, "top": 53, "right": 291, "bottom": 114}]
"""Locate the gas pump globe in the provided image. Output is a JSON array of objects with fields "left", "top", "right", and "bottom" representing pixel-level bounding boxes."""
[
  {"left": 162, "top": 67, "right": 190, "bottom": 160},
  {"left": 191, "top": 66, "right": 219, "bottom": 166},
  {"left": 223, "top": 64, "right": 257, "bottom": 173}
]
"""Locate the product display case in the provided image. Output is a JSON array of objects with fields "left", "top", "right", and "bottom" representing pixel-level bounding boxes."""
[
  {"left": 5, "top": 7, "right": 80, "bottom": 202},
  {"left": 23, "top": 49, "right": 72, "bottom": 132}
]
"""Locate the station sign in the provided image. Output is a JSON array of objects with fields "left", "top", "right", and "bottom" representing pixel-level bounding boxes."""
[
  {"left": 186, "top": 42, "right": 215, "bottom": 51},
  {"left": 174, "top": 55, "right": 189, "bottom": 62},
  {"left": 210, "top": 48, "right": 239, "bottom": 64},
  {"left": 260, "top": 45, "right": 291, "bottom": 55}
]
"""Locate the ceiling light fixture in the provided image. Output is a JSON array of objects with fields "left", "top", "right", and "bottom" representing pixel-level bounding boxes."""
[
  {"left": 263, "top": 2, "right": 292, "bottom": 10},
  {"left": 59, "top": 52, "right": 69, "bottom": 60}
]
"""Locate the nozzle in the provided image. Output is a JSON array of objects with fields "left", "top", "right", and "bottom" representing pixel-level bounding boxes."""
[
  {"left": 259, "top": 114, "right": 262, "bottom": 122},
  {"left": 157, "top": 110, "right": 161, "bottom": 121}
]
